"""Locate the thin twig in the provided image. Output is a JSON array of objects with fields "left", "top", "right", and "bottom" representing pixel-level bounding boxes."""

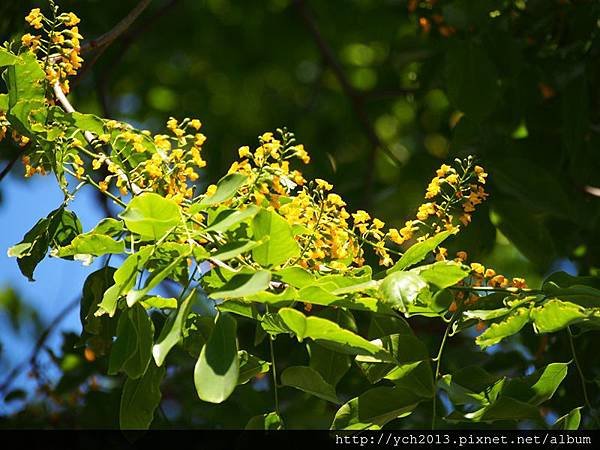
[
  {"left": 80, "top": 0, "right": 153, "bottom": 55},
  {"left": 293, "top": 0, "right": 401, "bottom": 206},
  {"left": 0, "top": 151, "right": 22, "bottom": 184},
  {"left": 0, "top": 297, "right": 80, "bottom": 395}
]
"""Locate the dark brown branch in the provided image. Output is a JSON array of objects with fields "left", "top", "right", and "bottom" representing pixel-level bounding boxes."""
[
  {"left": 293, "top": 0, "right": 401, "bottom": 207},
  {"left": 80, "top": 0, "right": 153, "bottom": 55},
  {"left": 0, "top": 150, "right": 22, "bottom": 184}
]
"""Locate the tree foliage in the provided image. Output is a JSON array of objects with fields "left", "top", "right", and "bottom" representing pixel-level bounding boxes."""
[{"left": 1, "top": 0, "right": 600, "bottom": 431}]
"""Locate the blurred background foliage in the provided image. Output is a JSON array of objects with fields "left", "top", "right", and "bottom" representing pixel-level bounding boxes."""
[{"left": 1, "top": 0, "right": 600, "bottom": 429}]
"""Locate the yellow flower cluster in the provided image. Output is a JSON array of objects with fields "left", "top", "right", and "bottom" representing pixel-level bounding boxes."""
[
  {"left": 90, "top": 118, "right": 206, "bottom": 203},
  {"left": 449, "top": 250, "right": 529, "bottom": 311},
  {"left": 346, "top": 158, "right": 488, "bottom": 267},
  {"left": 22, "top": 8, "right": 83, "bottom": 93}
]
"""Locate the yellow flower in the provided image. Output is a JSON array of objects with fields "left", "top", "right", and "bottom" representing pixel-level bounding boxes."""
[
  {"left": 92, "top": 159, "right": 102, "bottom": 170},
  {"left": 416, "top": 202, "right": 436, "bottom": 221},
  {"left": 315, "top": 179, "right": 333, "bottom": 191},
  {"left": 436, "top": 164, "right": 451, "bottom": 177},
  {"left": 238, "top": 146, "right": 251, "bottom": 158},
  {"left": 294, "top": 144, "right": 310, "bottom": 164},
  {"left": 25, "top": 8, "right": 43, "bottom": 29},
  {"left": 167, "top": 118, "right": 178, "bottom": 131},
  {"left": 425, "top": 177, "right": 441, "bottom": 199},
  {"left": 455, "top": 251, "right": 468, "bottom": 262},
  {"left": 190, "top": 119, "right": 202, "bottom": 130},
  {"left": 154, "top": 134, "right": 171, "bottom": 151},
  {"left": 352, "top": 210, "right": 371, "bottom": 224},
  {"left": 474, "top": 165, "right": 487, "bottom": 184},
  {"left": 98, "top": 181, "right": 108, "bottom": 192},
  {"left": 327, "top": 193, "right": 346, "bottom": 207},
  {"left": 205, "top": 184, "right": 217, "bottom": 197},
  {"left": 470, "top": 263, "right": 485, "bottom": 275},
  {"left": 372, "top": 218, "right": 385, "bottom": 229},
  {"left": 63, "top": 12, "right": 80, "bottom": 27},
  {"left": 446, "top": 173, "right": 459, "bottom": 184}
]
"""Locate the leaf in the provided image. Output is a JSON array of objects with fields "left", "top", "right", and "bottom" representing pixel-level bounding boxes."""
[
  {"left": 55, "top": 234, "right": 125, "bottom": 258},
  {"left": 119, "top": 363, "right": 166, "bottom": 430},
  {"left": 126, "top": 248, "right": 190, "bottom": 307},
  {"left": 331, "top": 386, "right": 423, "bottom": 430},
  {"left": 270, "top": 308, "right": 393, "bottom": 361},
  {"left": 119, "top": 193, "right": 181, "bottom": 240},
  {"left": 96, "top": 247, "right": 153, "bottom": 317},
  {"left": 141, "top": 296, "right": 177, "bottom": 309},
  {"left": 446, "top": 396, "right": 541, "bottom": 423},
  {"left": 80, "top": 267, "right": 116, "bottom": 341},
  {"left": 553, "top": 407, "right": 582, "bottom": 430},
  {"left": 251, "top": 209, "right": 300, "bottom": 267},
  {"left": 210, "top": 270, "right": 271, "bottom": 299},
  {"left": 388, "top": 231, "right": 453, "bottom": 273},
  {"left": 526, "top": 362, "right": 569, "bottom": 405},
  {"left": 152, "top": 290, "right": 196, "bottom": 366},
  {"left": 379, "top": 271, "right": 428, "bottom": 313},
  {"left": 237, "top": 350, "right": 270, "bottom": 384},
  {"left": 194, "top": 312, "right": 239, "bottom": 403},
  {"left": 67, "top": 112, "right": 105, "bottom": 135},
  {"left": 108, "top": 303, "right": 154, "bottom": 379},
  {"left": 309, "top": 342, "right": 350, "bottom": 387},
  {"left": 281, "top": 366, "right": 340, "bottom": 404},
  {"left": 204, "top": 205, "right": 260, "bottom": 233},
  {"left": 210, "top": 239, "right": 262, "bottom": 261},
  {"left": 8, "top": 207, "right": 80, "bottom": 281},
  {"left": 90, "top": 218, "right": 124, "bottom": 236},
  {"left": 531, "top": 300, "right": 588, "bottom": 333},
  {"left": 412, "top": 261, "right": 469, "bottom": 290},
  {"left": 0, "top": 48, "right": 19, "bottom": 66},
  {"left": 196, "top": 173, "right": 247, "bottom": 207},
  {"left": 475, "top": 307, "right": 531, "bottom": 348},
  {"left": 245, "top": 412, "right": 284, "bottom": 430}
]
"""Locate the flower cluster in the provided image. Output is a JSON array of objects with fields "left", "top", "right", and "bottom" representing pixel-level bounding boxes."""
[
  {"left": 89, "top": 118, "right": 207, "bottom": 203},
  {"left": 347, "top": 158, "right": 488, "bottom": 267},
  {"left": 449, "top": 250, "right": 529, "bottom": 310},
  {"left": 22, "top": 7, "right": 83, "bottom": 93}
]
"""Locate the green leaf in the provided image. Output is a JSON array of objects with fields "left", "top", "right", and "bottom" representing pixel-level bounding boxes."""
[
  {"left": 204, "top": 205, "right": 259, "bottom": 232},
  {"left": 80, "top": 267, "right": 116, "bottom": 342},
  {"left": 108, "top": 303, "right": 154, "bottom": 379},
  {"left": 196, "top": 173, "right": 247, "bottom": 207},
  {"left": 388, "top": 231, "right": 453, "bottom": 273},
  {"left": 194, "top": 312, "right": 239, "bottom": 403},
  {"left": 141, "top": 296, "right": 177, "bottom": 309},
  {"left": 0, "top": 48, "right": 19, "bottom": 67},
  {"left": 438, "top": 366, "right": 502, "bottom": 407},
  {"left": 379, "top": 271, "right": 428, "bottom": 313},
  {"left": 412, "top": 261, "right": 469, "bottom": 290},
  {"left": 275, "top": 267, "right": 316, "bottom": 288},
  {"left": 553, "top": 407, "right": 582, "bottom": 430},
  {"left": 331, "top": 387, "right": 423, "bottom": 430},
  {"left": 446, "top": 397, "right": 541, "bottom": 423},
  {"left": 475, "top": 307, "right": 531, "bottom": 348},
  {"left": 90, "top": 218, "right": 124, "bottom": 237},
  {"left": 269, "top": 308, "right": 393, "bottom": 361},
  {"left": 526, "top": 362, "right": 569, "bottom": 405},
  {"left": 238, "top": 350, "right": 270, "bottom": 384},
  {"left": 210, "top": 239, "right": 262, "bottom": 261},
  {"left": 55, "top": 234, "right": 125, "bottom": 258},
  {"left": 119, "top": 193, "right": 181, "bottom": 240},
  {"left": 67, "top": 112, "right": 105, "bottom": 135},
  {"left": 8, "top": 207, "right": 80, "bottom": 281},
  {"left": 309, "top": 342, "right": 350, "bottom": 387},
  {"left": 119, "top": 363, "right": 166, "bottom": 430},
  {"left": 96, "top": 247, "right": 153, "bottom": 317},
  {"left": 126, "top": 249, "right": 190, "bottom": 307},
  {"left": 245, "top": 412, "right": 284, "bottom": 430},
  {"left": 210, "top": 270, "right": 271, "bottom": 299},
  {"left": 252, "top": 209, "right": 300, "bottom": 267},
  {"left": 152, "top": 289, "right": 196, "bottom": 366},
  {"left": 531, "top": 300, "right": 588, "bottom": 333},
  {"left": 281, "top": 366, "right": 340, "bottom": 404}
]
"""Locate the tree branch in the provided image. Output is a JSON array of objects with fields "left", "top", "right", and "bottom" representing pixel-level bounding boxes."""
[
  {"left": 0, "top": 297, "right": 80, "bottom": 396},
  {"left": 80, "top": 0, "right": 153, "bottom": 55},
  {"left": 293, "top": 0, "right": 401, "bottom": 207}
]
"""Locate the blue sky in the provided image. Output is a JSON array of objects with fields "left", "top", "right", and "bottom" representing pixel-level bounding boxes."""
[{"left": 0, "top": 171, "right": 105, "bottom": 409}]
